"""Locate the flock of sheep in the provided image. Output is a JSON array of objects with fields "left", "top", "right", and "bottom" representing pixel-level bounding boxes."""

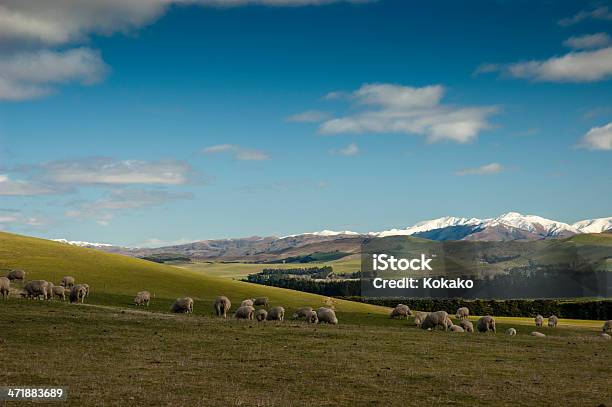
[
  {"left": 2, "top": 269, "right": 610, "bottom": 338},
  {"left": 391, "top": 304, "right": 612, "bottom": 339},
  {"left": 165, "top": 294, "right": 339, "bottom": 325},
  {"left": 1, "top": 270, "right": 90, "bottom": 304}
]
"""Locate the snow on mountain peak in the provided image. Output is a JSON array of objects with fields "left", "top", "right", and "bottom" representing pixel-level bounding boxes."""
[
  {"left": 53, "top": 239, "right": 114, "bottom": 248},
  {"left": 572, "top": 217, "right": 612, "bottom": 233},
  {"left": 486, "top": 212, "right": 576, "bottom": 236},
  {"left": 372, "top": 216, "right": 483, "bottom": 237}
]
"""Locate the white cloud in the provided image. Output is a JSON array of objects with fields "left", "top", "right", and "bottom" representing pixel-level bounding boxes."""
[
  {"left": 330, "top": 142, "right": 359, "bottom": 156},
  {"left": 563, "top": 33, "right": 611, "bottom": 50},
  {"left": 286, "top": 110, "right": 331, "bottom": 123},
  {"left": 317, "top": 83, "right": 497, "bottom": 143},
  {"left": 578, "top": 122, "right": 612, "bottom": 150},
  {"left": 203, "top": 144, "right": 270, "bottom": 160},
  {"left": 0, "top": 174, "right": 63, "bottom": 195},
  {"left": 39, "top": 158, "right": 192, "bottom": 185},
  {"left": 479, "top": 46, "right": 612, "bottom": 83},
  {"left": 65, "top": 188, "right": 193, "bottom": 225},
  {"left": 455, "top": 163, "right": 503, "bottom": 176},
  {"left": 0, "top": 48, "right": 108, "bottom": 100},
  {"left": 558, "top": 6, "right": 612, "bottom": 27},
  {"left": 0, "top": 209, "right": 47, "bottom": 229}
]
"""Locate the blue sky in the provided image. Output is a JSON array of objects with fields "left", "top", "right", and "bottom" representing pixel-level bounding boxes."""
[{"left": 0, "top": 0, "right": 611, "bottom": 246}]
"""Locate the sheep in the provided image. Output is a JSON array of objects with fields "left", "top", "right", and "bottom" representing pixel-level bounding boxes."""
[
  {"left": 214, "top": 296, "right": 231, "bottom": 318},
  {"left": 455, "top": 307, "right": 469, "bottom": 320},
  {"left": 69, "top": 284, "right": 88, "bottom": 304},
  {"left": 50, "top": 285, "right": 66, "bottom": 301},
  {"left": 6, "top": 269, "right": 25, "bottom": 282},
  {"left": 0, "top": 277, "right": 10, "bottom": 300},
  {"left": 599, "top": 333, "right": 611, "bottom": 340},
  {"left": 134, "top": 291, "right": 151, "bottom": 306},
  {"left": 292, "top": 307, "right": 313, "bottom": 320},
  {"left": 171, "top": 297, "right": 194, "bottom": 313},
  {"left": 390, "top": 304, "right": 411, "bottom": 319},
  {"left": 60, "top": 276, "right": 75, "bottom": 288},
  {"left": 421, "top": 311, "right": 452, "bottom": 331},
  {"left": 253, "top": 297, "right": 268, "bottom": 306},
  {"left": 534, "top": 315, "right": 544, "bottom": 327},
  {"left": 241, "top": 299, "right": 254, "bottom": 307},
  {"left": 450, "top": 325, "right": 464, "bottom": 332},
  {"left": 46, "top": 282, "right": 54, "bottom": 300},
  {"left": 82, "top": 284, "right": 90, "bottom": 298},
  {"left": 306, "top": 310, "right": 318, "bottom": 324},
  {"left": 267, "top": 306, "right": 285, "bottom": 321},
  {"left": 235, "top": 305, "right": 255, "bottom": 320},
  {"left": 530, "top": 332, "right": 546, "bottom": 337},
  {"left": 413, "top": 311, "right": 429, "bottom": 328},
  {"left": 602, "top": 320, "right": 612, "bottom": 333},
  {"left": 506, "top": 328, "right": 517, "bottom": 336},
  {"left": 316, "top": 307, "right": 338, "bottom": 325},
  {"left": 548, "top": 315, "right": 558, "bottom": 328},
  {"left": 255, "top": 309, "right": 268, "bottom": 322},
  {"left": 459, "top": 319, "right": 474, "bottom": 333},
  {"left": 477, "top": 316, "right": 496, "bottom": 333},
  {"left": 23, "top": 280, "right": 49, "bottom": 300}
]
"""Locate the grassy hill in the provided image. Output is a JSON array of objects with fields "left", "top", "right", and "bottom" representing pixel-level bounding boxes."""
[{"left": 0, "top": 231, "right": 388, "bottom": 320}]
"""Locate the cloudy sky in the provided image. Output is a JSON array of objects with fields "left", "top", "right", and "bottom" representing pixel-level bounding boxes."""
[{"left": 0, "top": 0, "right": 611, "bottom": 246}]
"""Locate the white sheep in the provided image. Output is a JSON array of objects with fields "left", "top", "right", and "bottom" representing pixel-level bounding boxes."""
[
  {"left": 50, "top": 285, "right": 66, "bottom": 301},
  {"left": 602, "top": 320, "right": 612, "bottom": 333},
  {"left": 530, "top": 331, "right": 546, "bottom": 337},
  {"left": 390, "top": 304, "right": 411, "bottom": 319},
  {"left": 60, "top": 276, "right": 75, "bottom": 288},
  {"left": 171, "top": 297, "right": 194, "bottom": 313},
  {"left": 292, "top": 307, "right": 313, "bottom": 320},
  {"left": 534, "top": 315, "right": 544, "bottom": 327},
  {"left": 6, "top": 269, "right": 25, "bottom": 282},
  {"left": 134, "top": 291, "right": 151, "bottom": 306},
  {"left": 24, "top": 280, "right": 49, "bottom": 300},
  {"left": 459, "top": 319, "right": 474, "bottom": 333},
  {"left": 69, "top": 284, "right": 88, "bottom": 304},
  {"left": 306, "top": 310, "right": 318, "bottom": 324},
  {"left": 241, "top": 299, "right": 254, "bottom": 307},
  {"left": 599, "top": 333, "right": 611, "bottom": 340},
  {"left": 267, "top": 306, "right": 285, "bottom": 321},
  {"left": 413, "top": 311, "right": 429, "bottom": 328},
  {"left": 548, "top": 315, "right": 558, "bottom": 328},
  {"left": 214, "top": 296, "right": 231, "bottom": 318},
  {"left": 253, "top": 297, "right": 268, "bottom": 306},
  {"left": 421, "top": 311, "right": 452, "bottom": 331},
  {"left": 450, "top": 325, "right": 464, "bottom": 332},
  {"left": 235, "top": 305, "right": 255, "bottom": 320},
  {"left": 316, "top": 307, "right": 338, "bottom": 325},
  {"left": 506, "top": 328, "right": 517, "bottom": 336},
  {"left": 255, "top": 308, "right": 268, "bottom": 322},
  {"left": 455, "top": 307, "right": 469, "bottom": 320},
  {"left": 477, "top": 316, "right": 496, "bottom": 333},
  {"left": 0, "top": 277, "right": 10, "bottom": 300}
]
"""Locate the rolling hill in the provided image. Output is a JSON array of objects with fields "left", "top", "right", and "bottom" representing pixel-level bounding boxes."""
[{"left": 0, "top": 231, "right": 388, "bottom": 318}]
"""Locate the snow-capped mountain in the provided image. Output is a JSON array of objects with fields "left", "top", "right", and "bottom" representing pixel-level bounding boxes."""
[
  {"left": 484, "top": 212, "right": 577, "bottom": 238},
  {"left": 572, "top": 217, "right": 612, "bottom": 234},
  {"left": 371, "top": 216, "right": 483, "bottom": 237},
  {"left": 52, "top": 239, "right": 114, "bottom": 248}
]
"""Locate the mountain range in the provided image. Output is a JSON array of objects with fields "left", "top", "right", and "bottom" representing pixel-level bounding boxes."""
[{"left": 52, "top": 212, "right": 612, "bottom": 262}]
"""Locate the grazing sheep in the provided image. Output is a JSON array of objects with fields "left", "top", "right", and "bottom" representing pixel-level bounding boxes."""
[
  {"left": 292, "top": 307, "right": 314, "bottom": 320},
  {"left": 602, "top": 320, "right": 612, "bottom": 333},
  {"left": 82, "top": 284, "right": 90, "bottom": 298},
  {"left": 0, "top": 277, "right": 10, "bottom": 300},
  {"left": 255, "top": 309, "right": 268, "bottom": 322},
  {"left": 421, "top": 311, "right": 452, "bottom": 331},
  {"left": 214, "top": 296, "right": 231, "bottom": 318},
  {"left": 69, "top": 284, "right": 88, "bottom": 304},
  {"left": 170, "top": 297, "right": 194, "bottom": 314},
  {"left": 455, "top": 307, "right": 469, "bottom": 320},
  {"left": 548, "top": 315, "right": 558, "bottom": 328},
  {"left": 51, "top": 285, "right": 66, "bottom": 301},
  {"left": 46, "top": 282, "right": 54, "bottom": 300},
  {"left": 506, "top": 328, "right": 517, "bottom": 336},
  {"left": 306, "top": 310, "right": 318, "bottom": 324},
  {"left": 60, "top": 276, "right": 75, "bottom": 288},
  {"left": 134, "top": 291, "right": 151, "bottom": 306},
  {"left": 531, "top": 331, "right": 546, "bottom": 337},
  {"left": 253, "top": 297, "right": 268, "bottom": 306},
  {"left": 24, "top": 280, "right": 50, "bottom": 300},
  {"left": 413, "top": 311, "right": 429, "bottom": 328},
  {"left": 241, "top": 299, "right": 254, "bottom": 307},
  {"left": 459, "top": 319, "right": 474, "bottom": 333},
  {"left": 267, "top": 306, "right": 285, "bottom": 321},
  {"left": 599, "top": 333, "right": 611, "bottom": 340},
  {"left": 316, "top": 307, "right": 338, "bottom": 325},
  {"left": 390, "top": 304, "right": 412, "bottom": 319},
  {"left": 450, "top": 325, "right": 464, "bottom": 332},
  {"left": 477, "top": 316, "right": 496, "bottom": 333},
  {"left": 6, "top": 269, "right": 26, "bottom": 282},
  {"left": 235, "top": 305, "right": 255, "bottom": 320},
  {"left": 534, "top": 315, "right": 544, "bottom": 327}
]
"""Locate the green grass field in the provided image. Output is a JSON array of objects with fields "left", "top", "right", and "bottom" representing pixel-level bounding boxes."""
[{"left": 1, "top": 231, "right": 611, "bottom": 406}]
